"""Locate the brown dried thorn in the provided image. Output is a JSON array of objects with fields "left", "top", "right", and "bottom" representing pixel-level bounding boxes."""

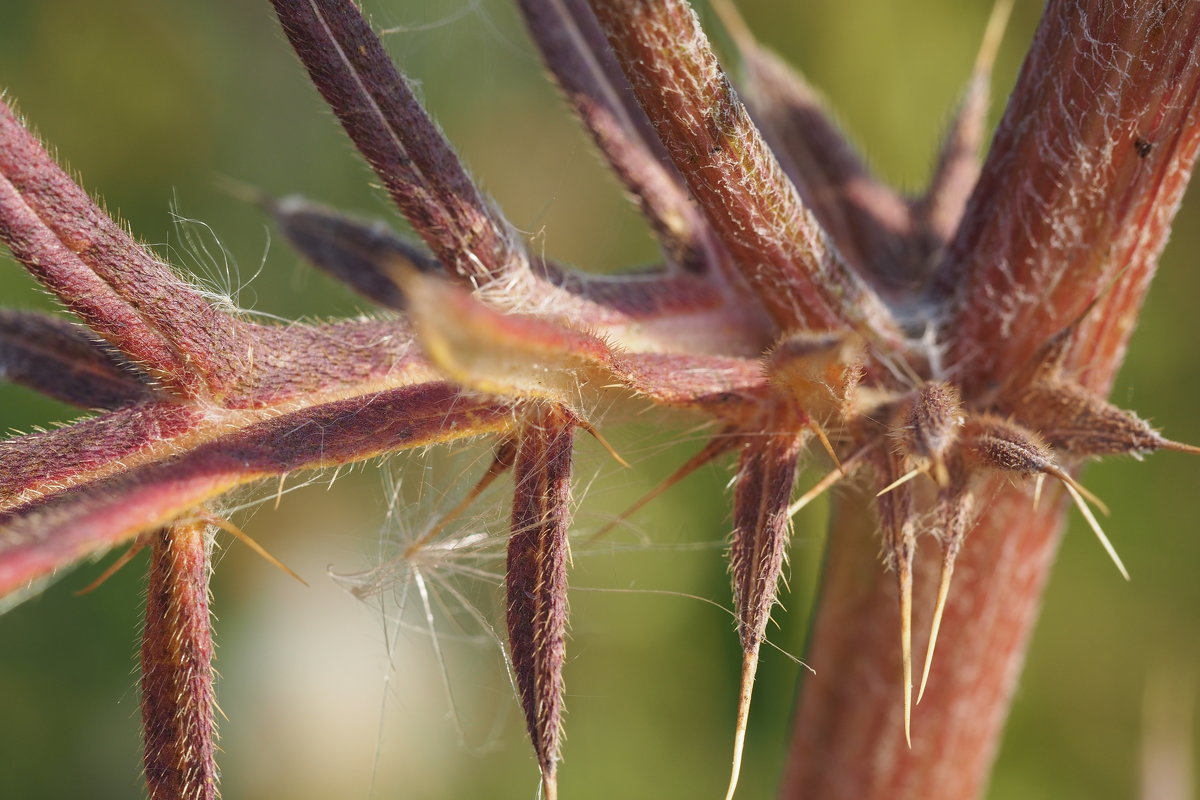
[
  {"left": 1159, "top": 438, "right": 1200, "bottom": 456},
  {"left": 589, "top": 432, "right": 738, "bottom": 542},
  {"left": 75, "top": 536, "right": 149, "bottom": 595},
  {"left": 201, "top": 513, "right": 308, "bottom": 586},
  {"left": 577, "top": 418, "right": 631, "bottom": 469}
]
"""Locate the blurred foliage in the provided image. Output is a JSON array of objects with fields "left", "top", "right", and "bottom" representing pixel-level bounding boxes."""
[{"left": 0, "top": 1, "right": 1197, "bottom": 798}]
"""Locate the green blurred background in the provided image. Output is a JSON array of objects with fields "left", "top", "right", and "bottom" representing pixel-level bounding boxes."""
[{"left": 1, "top": 1, "right": 1197, "bottom": 798}]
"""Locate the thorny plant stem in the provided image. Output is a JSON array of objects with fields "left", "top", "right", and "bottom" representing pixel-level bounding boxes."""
[
  {"left": 783, "top": 481, "right": 1064, "bottom": 800},
  {"left": 3, "top": 0, "right": 1200, "bottom": 797}
]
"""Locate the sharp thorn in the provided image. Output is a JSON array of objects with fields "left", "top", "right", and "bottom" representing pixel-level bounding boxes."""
[
  {"left": 1060, "top": 480, "right": 1130, "bottom": 581},
  {"left": 788, "top": 464, "right": 844, "bottom": 518},
  {"left": 1043, "top": 464, "right": 1110, "bottom": 516},
  {"left": 578, "top": 419, "right": 631, "bottom": 469},
  {"left": 588, "top": 434, "right": 737, "bottom": 542},
  {"left": 877, "top": 466, "right": 924, "bottom": 498},
  {"left": 212, "top": 695, "right": 230, "bottom": 723},
  {"left": 724, "top": 648, "right": 760, "bottom": 800},
  {"left": 918, "top": 548, "right": 956, "bottom": 705},
  {"left": 807, "top": 418, "right": 844, "bottom": 473},
  {"left": 541, "top": 770, "right": 558, "bottom": 800},
  {"left": 788, "top": 443, "right": 873, "bottom": 518},
  {"left": 1160, "top": 437, "right": 1200, "bottom": 456},
  {"left": 899, "top": 558, "right": 914, "bottom": 748},
  {"left": 75, "top": 537, "right": 148, "bottom": 595},
  {"left": 205, "top": 513, "right": 309, "bottom": 587},
  {"left": 1032, "top": 472, "right": 1046, "bottom": 510}
]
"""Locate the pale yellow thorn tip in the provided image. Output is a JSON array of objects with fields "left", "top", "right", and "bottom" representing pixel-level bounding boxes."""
[
  {"left": 918, "top": 553, "right": 955, "bottom": 705},
  {"left": 788, "top": 465, "right": 844, "bottom": 518},
  {"left": 788, "top": 444, "right": 872, "bottom": 519},
  {"left": 931, "top": 454, "right": 950, "bottom": 489},
  {"left": 724, "top": 649, "right": 760, "bottom": 800},
  {"left": 899, "top": 565, "right": 914, "bottom": 748},
  {"left": 1074, "top": 481, "right": 1110, "bottom": 517},
  {"left": 542, "top": 771, "right": 558, "bottom": 800},
  {"left": 877, "top": 467, "right": 923, "bottom": 498},
  {"left": 1032, "top": 472, "right": 1046, "bottom": 510},
  {"left": 1043, "top": 464, "right": 1110, "bottom": 516},
  {"left": 711, "top": 0, "right": 755, "bottom": 54},
  {"left": 1060, "top": 480, "right": 1130, "bottom": 581},
  {"left": 975, "top": 0, "right": 1015, "bottom": 76}
]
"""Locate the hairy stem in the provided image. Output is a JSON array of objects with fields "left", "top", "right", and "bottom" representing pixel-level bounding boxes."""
[
  {"left": 141, "top": 521, "right": 218, "bottom": 800},
  {"left": 783, "top": 480, "right": 1064, "bottom": 799}
]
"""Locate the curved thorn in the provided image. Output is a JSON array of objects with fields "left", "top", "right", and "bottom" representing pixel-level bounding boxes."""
[
  {"left": 930, "top": 453, "right": 950, "bottom": 488},
  {"left": 1042, "top": 464, "right": 1110, "bottom": 516},
  {"left": 274, "top": 473, "right": 288, "bottom": 511},
  {"left": 724, "top": 648, "right": 759, "bottom": 800},
  {"left": 1059, "top": 480, "right": 1130, "bottom": 581}
]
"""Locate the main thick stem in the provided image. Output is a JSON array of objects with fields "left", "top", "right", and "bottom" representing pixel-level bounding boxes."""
[
  {"left": 782, "top": 480, "right": 1065, "bottom": 799},
  {"left": 779, "top": 3, "right": 1200, "bottom": 792}
]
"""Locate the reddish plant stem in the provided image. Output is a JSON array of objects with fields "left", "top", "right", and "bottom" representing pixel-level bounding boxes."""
[
  {"left": 141, "top": 521, "right": 218, "bottom": 800},
  {"left": 587, "top": 0, "right": 897, "bottom": 339},
  {"left": 783, "top": 282, "right": 1138, "bottom": 798},
  {"left": 782, "top": 480, "right": 1064, "bottom": 799},
  {"left": 937, "top": 0, "right": 1200, "bottom": 396}
]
